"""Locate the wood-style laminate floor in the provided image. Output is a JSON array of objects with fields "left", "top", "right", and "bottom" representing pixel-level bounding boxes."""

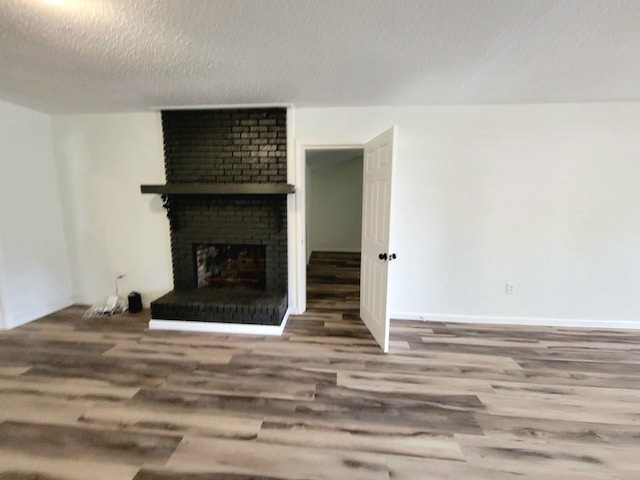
[{"left": 1, "top": 251, "right": 639, "bottom": 479}]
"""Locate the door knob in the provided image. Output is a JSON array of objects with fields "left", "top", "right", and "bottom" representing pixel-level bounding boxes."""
[{"left": 378, "top": 253, "right": 387, "bottom": 260}]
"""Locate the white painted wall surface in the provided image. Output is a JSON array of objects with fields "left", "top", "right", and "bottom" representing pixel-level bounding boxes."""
[
  {"left": 0, "top": 100, "right": 73, "bottom": 329},
  {"left": 295, "top": 104, "right": 640, "bottom": 326},
  {"left": 51, "top": 113, "right": 172, "bottom": 307},
  {"left": 0, "top": 237, "right": 6, "bottom": 329},
  {"left": 307, "top": 154, "right": 363, "bottom": 255}
]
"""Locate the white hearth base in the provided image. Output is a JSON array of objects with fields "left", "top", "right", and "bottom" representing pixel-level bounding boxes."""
[{"left": 149, "top": 309, "right": 290, "bottom": 336}]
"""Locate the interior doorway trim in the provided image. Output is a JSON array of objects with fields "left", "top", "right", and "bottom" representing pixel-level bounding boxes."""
[{"left": 291, "top": 141, "right": 363, "bottom": 314}]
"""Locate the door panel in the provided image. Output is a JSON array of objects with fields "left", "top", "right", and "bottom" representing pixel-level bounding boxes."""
[{"left": 360, "top": 127, "right": 395, "bottom": 352}]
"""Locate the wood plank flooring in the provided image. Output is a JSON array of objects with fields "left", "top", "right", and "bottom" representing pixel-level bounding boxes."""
[{"left": 0, "top": 251, "right": 639, "bottom": 479}]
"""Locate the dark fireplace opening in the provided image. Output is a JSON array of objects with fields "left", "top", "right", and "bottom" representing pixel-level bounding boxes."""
[{"left": 195, "top": 244, "right": 266, "bottom": 289}]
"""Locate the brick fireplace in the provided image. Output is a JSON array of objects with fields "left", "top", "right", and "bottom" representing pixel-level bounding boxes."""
[{"left": 142, "top": 108, "right": 292, "bottom": 326}]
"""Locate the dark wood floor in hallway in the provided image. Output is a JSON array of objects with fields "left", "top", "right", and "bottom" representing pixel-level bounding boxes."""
[{"left": 0, "top": 251, "right": 638, "bottom": 479}]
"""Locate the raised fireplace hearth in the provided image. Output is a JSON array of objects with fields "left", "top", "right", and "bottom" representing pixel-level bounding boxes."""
[
  {"left": 142, "top": 108, "right": 293, "bottom": 327},
  {"left": 149, "top": 289, "right": 288, "bottom": 325}
]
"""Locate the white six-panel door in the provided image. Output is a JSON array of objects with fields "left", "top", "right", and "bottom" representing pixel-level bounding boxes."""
[{"left": 360, "top": 127, "right": 395, "bottom": 352}]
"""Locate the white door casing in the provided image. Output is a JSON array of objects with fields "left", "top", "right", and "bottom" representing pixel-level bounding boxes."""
[
  {"left": 0, "top": 235, "right": 6, "bottom": 329},
  {"left": 360, "top": 127, "right": 396, "bottom": 352}
]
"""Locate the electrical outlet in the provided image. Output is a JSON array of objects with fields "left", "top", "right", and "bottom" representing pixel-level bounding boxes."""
[{"left": 505, "top": 283, "right": 515, "bottom": 295}]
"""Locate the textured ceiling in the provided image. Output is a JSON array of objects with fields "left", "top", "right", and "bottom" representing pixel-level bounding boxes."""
[{"left": 1, "top": 0, "right": 639, "bottom": 113}]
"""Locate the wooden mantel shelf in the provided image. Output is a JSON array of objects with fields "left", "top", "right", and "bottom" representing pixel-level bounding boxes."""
[{"left": 140, "top": 183, "right": 295, "bottom": 195}]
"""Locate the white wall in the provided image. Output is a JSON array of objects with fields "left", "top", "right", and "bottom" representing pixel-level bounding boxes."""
[
  {"left": 51, "top": 113, "right": 172, "bottom": 307},
  {"left": 48, "top": 104, "right": 640, "bottom": 327},
  {"left": 0, "top": 236, "right": 7, "bottom": 328},
  {"left": 0, "top": 100, "right": 73, "bottom": 329},
  {"left": 307, "top": 153, "right": 363, "bottom": 255},
  {"left": 295, "top": 104, "right": 640, "bottom": 327}
]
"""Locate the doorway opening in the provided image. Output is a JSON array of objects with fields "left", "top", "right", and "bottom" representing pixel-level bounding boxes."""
[
  {"left": 294, "top": 127, "right": 396, "bottom": 351},
  {"left": 304, "top": 149, "right": 364, "bottom": 316}
]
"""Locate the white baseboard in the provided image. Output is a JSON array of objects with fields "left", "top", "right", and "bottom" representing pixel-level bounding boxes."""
[
  {"left": 310, "top": 248, "right": 361, "bottom": 253},
  {"left": 390, "top": 312, "right": 640, "bottom": 330},
  {"left": 149, "top": 309, "right": 291, "bottom": 336}
]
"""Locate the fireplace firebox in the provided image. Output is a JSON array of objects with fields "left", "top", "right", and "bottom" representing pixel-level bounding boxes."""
[{"left": 195, "top": 244, "right": 266, "bottom": 289}]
